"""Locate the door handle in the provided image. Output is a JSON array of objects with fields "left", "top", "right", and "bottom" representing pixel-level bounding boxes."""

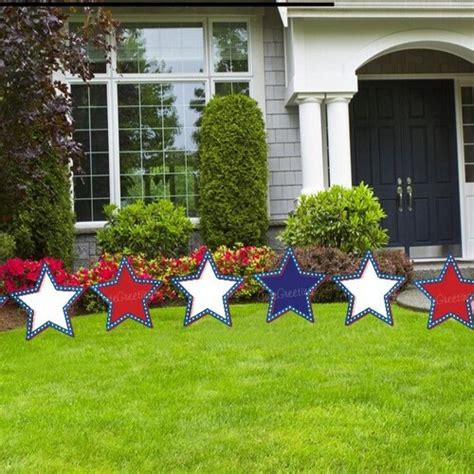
[
  {"left": 397, "top": 178, "right": 403, "bottom": 212},
  {"left": 406, "top": 177, "right": 413, "bottom": 212}
]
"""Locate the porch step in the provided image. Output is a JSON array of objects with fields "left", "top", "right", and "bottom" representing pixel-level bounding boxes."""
[
  {"left": 396, "top": 285, "right": 430, "bottom": 312},
  {"left": 397, "top": 261, "right": 474, "bottom": 312},
  {"left": 412, "top": 261, "right": 474, "bottom": 280}
]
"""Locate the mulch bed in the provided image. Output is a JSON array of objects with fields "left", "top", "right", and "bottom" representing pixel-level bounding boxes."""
[
  {"left": 0, "top": 304, "right": 26, "bottom": 332},
  {"left": 0, "top": 303, "right": 90, "bottom": 332}
]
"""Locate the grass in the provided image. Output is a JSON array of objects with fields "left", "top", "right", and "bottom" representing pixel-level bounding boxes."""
[{"left": 0, "top": 303, "right": 472, "bottom": 473}]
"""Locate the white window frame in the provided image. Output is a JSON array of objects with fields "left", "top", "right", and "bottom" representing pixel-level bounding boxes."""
[{"left": 67, "top": 14, "right": 264, "bottom": 230}]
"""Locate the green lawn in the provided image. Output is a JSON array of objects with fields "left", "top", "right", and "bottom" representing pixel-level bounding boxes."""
[{"left": 0, "top": 303, "right": 472, "bottom": 473}]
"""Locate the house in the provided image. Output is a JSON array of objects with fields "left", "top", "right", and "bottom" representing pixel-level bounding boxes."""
[{"left": 72, "top": 1, "right": 474, "bottom": 267}]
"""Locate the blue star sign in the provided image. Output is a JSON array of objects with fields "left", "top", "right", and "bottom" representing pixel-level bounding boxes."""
[
  {"left": 254, "top": 248, "right": 325, "bottom": 323},
  {"left": 171, "top": 250, "right": 243, "bottom": 327},
  {"left": 333, "top": 251, "right": 406, "bottom": 326}
]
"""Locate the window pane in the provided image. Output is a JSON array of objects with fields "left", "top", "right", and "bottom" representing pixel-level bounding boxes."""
[
  {"left": 117, "top": 82, "right": 205, "bottom": 216},
  {"left": 466, "top": 165, "right": 474, "bottom": 183},
  {"left": 461, "top": 87, "right": 474, "bottom": 105},
  {"left": 70, "top": 23, "right": 107, "bottom": 74},
  {"left": 71, "top": 84, "right": 110, "bottom": 222},
  {"left": 93, "top": 200, "right": 109, "bottom": 221},
  {"left": 213, "top": 22, "right": 248, "bottom": 73},
  {"left": 117, "top": 23, "right": 204, "bottom": 74},
  {"left": 464, "top": 125, "right": 474, "bottom": 144},
  {"left": 215, "top": 81, "right": 250, "bottom": 97},
  {"left": 463, "top": 106, "right": 474, "bottom": 125},
  {"left": 74, "top": 200, "right": 92, "bottom": 222}
]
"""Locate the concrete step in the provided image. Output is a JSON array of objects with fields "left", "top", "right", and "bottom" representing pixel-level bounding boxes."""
[
  {"left": 398, "top": 261, "right": 474, "bottom": 312},
  {"left": 412, "top": 261, "right": 474, "bottom": 280},
  {"left": 396, "top": 285, "right": 430, "bottom": 312}
]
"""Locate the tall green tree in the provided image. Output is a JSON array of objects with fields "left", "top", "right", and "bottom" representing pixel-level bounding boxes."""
[{"left": 198, "top": 95, "right": 268, "bottom": 249}]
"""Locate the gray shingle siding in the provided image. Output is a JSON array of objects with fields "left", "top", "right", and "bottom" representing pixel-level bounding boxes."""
[{"left": 263, "top": 10, "right": 301, "bottom": 222}]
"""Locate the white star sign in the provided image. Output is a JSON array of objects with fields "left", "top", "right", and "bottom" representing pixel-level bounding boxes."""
[
  {"left": 333, "top": 251, "right": 406, "bottom": 326},
  {"left": 10, "top": 263, "right": 83, "bottom": 340},
  {"left": 172, "top": 250, "right": 243, "bottom": 326}
]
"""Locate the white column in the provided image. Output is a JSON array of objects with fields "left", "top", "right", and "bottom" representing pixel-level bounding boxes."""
[
  {"left": 326, "top": 95, "right": 354, "bottom": 187},
  {"left": 297, "top": 96, "right": 325, "bottom": 195}
]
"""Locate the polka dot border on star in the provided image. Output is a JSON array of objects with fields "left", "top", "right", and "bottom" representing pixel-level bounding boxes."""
[
  {"left": 414, "top": 255, "right": 474, "bottom": 330},
  {"left": 332, "top": 250, "right": 406, "bottom": 326},
  {"left": 253, "top": 247, "right": 326, "bottom": 323},
  {"left": 9, "top": 263, "right": 84, "bottom": 340},
  {"left": 90, "top": 256, "right": 162, "bottom": 331},
  {"left": 171, "top": 249, "right": 244, "bottom": 327}
]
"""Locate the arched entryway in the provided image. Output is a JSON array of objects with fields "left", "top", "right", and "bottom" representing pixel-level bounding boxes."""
[{"left": 350, "top": 49, "right": 474, "bottom": 258}]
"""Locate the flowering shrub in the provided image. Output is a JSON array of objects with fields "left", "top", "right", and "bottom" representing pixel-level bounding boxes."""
[
  {"left": 0, "top": 246, "right": 412, "bottom": 313},
  {"left": 0, "top": 257, "right": 78, "bottom": 294},
  {"left": 73, "top": 245, "right": 278, "bottom": 313}
]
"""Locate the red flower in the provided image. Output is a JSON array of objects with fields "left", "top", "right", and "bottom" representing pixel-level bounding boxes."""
[{"left": 5, "top": 258, "right": 25, "bottom": 277}]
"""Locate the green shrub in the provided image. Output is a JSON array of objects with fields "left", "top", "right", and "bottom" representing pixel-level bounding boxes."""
[
  {"left": 97, "top": 200, "right": 193, "bottom": 259},
  {"left": 0, "top": 151, "right": 75, "bottom": 269},
  {"left": 279, "top": 184, "right": 389, "bottom": 254},
  {"left": 198, "top": 94, "right": 268, "bottom": 249},
  {"left": 0, "top": 232, "right": 16, "bottom": 263}
]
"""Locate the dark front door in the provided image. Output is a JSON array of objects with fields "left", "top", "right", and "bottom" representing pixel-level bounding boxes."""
[{"left": 350, "top": 80, "right": 461, "bottom": 258}]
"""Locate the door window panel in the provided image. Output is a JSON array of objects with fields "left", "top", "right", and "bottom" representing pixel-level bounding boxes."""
[{"left": 461, "top": 86, "right": 474, "bottom": 182}]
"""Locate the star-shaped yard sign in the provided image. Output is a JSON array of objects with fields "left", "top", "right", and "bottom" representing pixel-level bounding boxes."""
[
  {"left": 171, "top": 250, "right": 243, "bottom": 326},
  {"left": 9, "top": 263, "right": 83, "bottom": 340},
  {"left": 254, "top": 248, "right": 325, "bottom": 323},
  {"left": 414, "top": 255, "right": 474, "bottom": 329},
  {"left": 333, "top": 251, "right": 406, "bottom": 326},
  {"left": 91, "top": 257, "right": 162, "bottom": 331}
]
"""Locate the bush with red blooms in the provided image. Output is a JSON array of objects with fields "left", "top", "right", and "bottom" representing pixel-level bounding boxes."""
[
  {"left": 0, "top": 257, "right": 78, "bottom": 294},
  {"left": 74, "top": 245, "right": 278, "bottom": 313},
  {"left": 0, "top": 245, "right": 412, "bottom": 314}
]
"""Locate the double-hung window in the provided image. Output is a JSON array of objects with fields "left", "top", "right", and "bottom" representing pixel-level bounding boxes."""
[{"left": 68, "top": 18, "right": 253, "bottom": 226}]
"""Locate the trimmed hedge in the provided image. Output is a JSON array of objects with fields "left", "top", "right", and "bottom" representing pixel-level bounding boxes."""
[
  {"left": 97, "top": 200, "right": 193, "bottom": 259},
  {"left": 279, "top": 184, "right": 389, "bottom": 255},
  {"left": 198, "top": 94, "right": 268, "bottom": 249},
  {"left": 0, "top": 151, "right": 75, "bottom": 269}
]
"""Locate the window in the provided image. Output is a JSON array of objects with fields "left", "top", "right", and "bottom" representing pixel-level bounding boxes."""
[
  {"left": 71, "top": 84, "right": 110, "bottom": 221},
  {"left": 215, "top": 81, "right": 250, "bottom": 96},
  {"left": 118, "top": 82, "right": 204, "bottom": 216},
  {"left": 70, "top": 23, "right": 107, "bottom": 74},
  {"left": 462, "top": 86, "right": 474, "bottom": 182},
  {"left": 69, "top": 18, "right": 254, "bottom": 224},
  {"left": 117, "top": 23, "right": 205, "bottom": 74},
  {"left": 212, "top": 22, "right": 249, "bottom": 73}
]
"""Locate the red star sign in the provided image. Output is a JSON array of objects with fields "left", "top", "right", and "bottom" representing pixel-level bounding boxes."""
[
  {"left": 91, "top": 257, "right": 162, "bottom": 331},
  {"left": 414, "top": 256, "right": 474, "bottom": 329}
]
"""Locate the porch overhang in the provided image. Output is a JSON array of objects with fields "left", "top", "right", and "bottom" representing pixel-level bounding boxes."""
[{"left": 284, "top": 1, "right": 474, "bottom": 19}]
